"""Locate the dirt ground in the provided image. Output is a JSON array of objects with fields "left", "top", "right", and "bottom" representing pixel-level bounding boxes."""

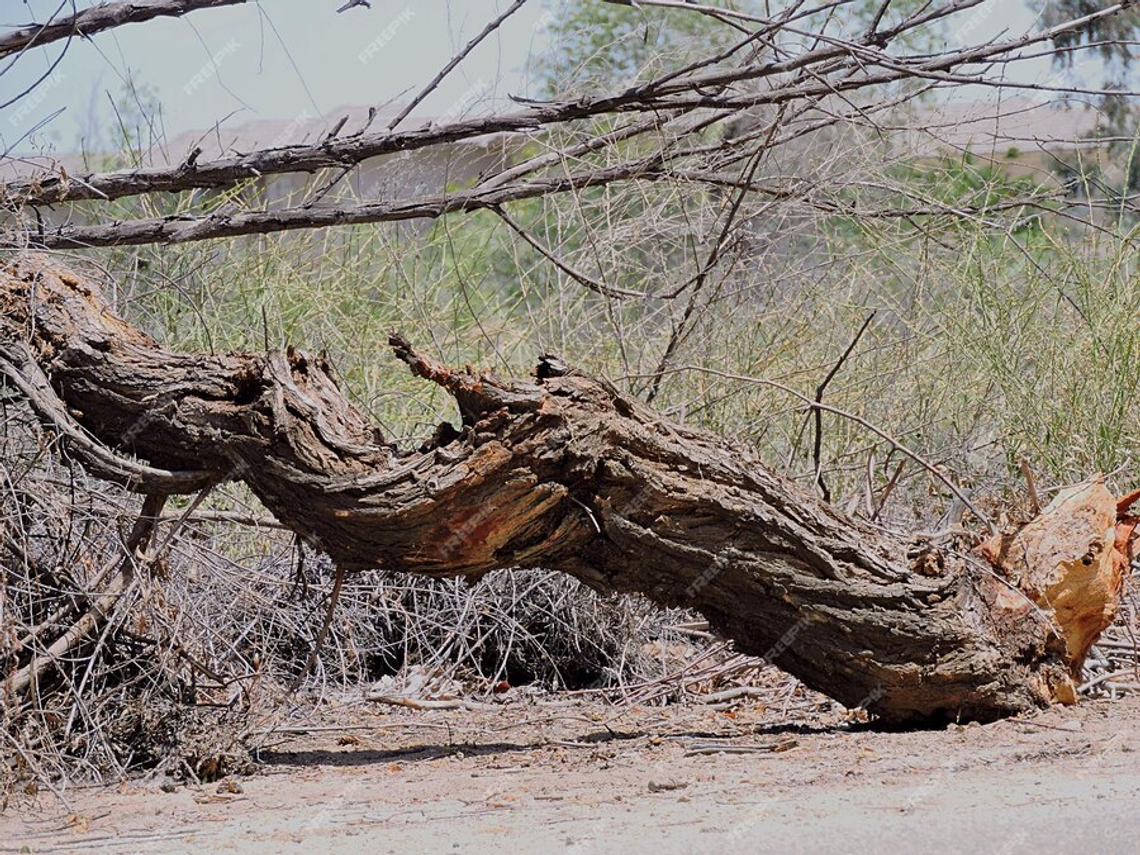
[{"left": 5, "top": 692, "right": 1140, "bottom": 854}]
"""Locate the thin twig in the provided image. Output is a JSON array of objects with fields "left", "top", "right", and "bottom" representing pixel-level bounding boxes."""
[
  {"left": 387, "top": 0, "right": 528, "bottom": 131},
  {"left": 812, "top": 311, "right": 876, "bottom": 503},
  {"left": 288, "top": 564, "right": 348, "bottom": 693},
  {"left": 644, "top": 364, "right": 995, "bottom": 532}
]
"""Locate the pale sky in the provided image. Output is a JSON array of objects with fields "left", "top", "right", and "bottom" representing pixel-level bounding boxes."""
[{"left": 0, "top": 1, "right": 1058, "bottom": 157}]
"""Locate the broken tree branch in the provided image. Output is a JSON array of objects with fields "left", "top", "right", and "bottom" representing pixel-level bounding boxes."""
[
  {"left": 1, "top": 255, "right": 1133, "bottom": 724},
  {"left": 16, "top": 158, "right": 668, "bottom": 249}
]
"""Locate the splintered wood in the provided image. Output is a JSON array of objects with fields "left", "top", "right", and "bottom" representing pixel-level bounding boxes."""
[{"left": 977, "top": 480, "right": 1136, "bottom": 700}]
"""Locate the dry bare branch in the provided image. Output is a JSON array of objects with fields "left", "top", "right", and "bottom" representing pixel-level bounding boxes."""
[{"left": 0, "top": 0, "right": 252, "bottom": 60}]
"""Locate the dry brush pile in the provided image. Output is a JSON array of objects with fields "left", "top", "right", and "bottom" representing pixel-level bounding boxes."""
[{"left": 0, "top": 387, "right": 709, "bottom": 791}]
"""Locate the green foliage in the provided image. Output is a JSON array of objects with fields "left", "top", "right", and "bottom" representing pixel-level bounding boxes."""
[
  {"left": 899, "top": 154, "right": 1050, "bottom": 232},
  {"left": 1031, "top": 0, "right": 1140, "bottom": 72},
  {"left": 825, "top": 153, "right": 1052, "bottom": 248},
  {"left": 1028, "top": 1, "right": 1140, "bottom": 189},
  {"left": 532, "top": 0, "right": 945, "bottom": 97},
  {"left": 936, "top": 225, "right": 1140, "bottom": 477},
  {"left": 533, "top": 1, "right": 736, "bottom": 96}
]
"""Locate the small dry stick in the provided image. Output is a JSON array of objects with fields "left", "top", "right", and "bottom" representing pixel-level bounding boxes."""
[
  {"left": 288, "top": 564, "right": 348, "bottom": 693},
  {"left": 812, "top": 311, "right": 877, "bottom": 503},
  {"left": 366, "top": 695, "right": 496, "bottom": 712},
  {"left": 1019, "top": 457, "right": 1041, "bottom": 515},
  {"left": 872, "top": 458, "right": 907, "bottom": 522},
  {"left": 864, "top": 449, "right": 876, "bottom": 518},
  {"left": 387, "top": 0, "right": 528, "bottom": 131}
]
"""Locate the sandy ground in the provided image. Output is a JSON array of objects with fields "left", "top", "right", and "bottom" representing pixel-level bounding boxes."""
[{"left": 5, "top": 693, "right": 1140, "bottom": 854}]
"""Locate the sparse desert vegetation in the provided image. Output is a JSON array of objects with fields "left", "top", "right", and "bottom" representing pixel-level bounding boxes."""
[{"left": 3, "top": 2, "right": 1140, "bottom": 851}]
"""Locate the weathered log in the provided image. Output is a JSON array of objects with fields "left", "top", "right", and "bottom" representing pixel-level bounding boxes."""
[{"left": 0, "top": 256, "right": 1132, "bottom": 724}]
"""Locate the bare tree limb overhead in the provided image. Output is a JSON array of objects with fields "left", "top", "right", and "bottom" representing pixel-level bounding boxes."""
[
  {"left": 0, "top": 0, "right": 252, "bottom": 59},
  {"left": 22, "top": 158, "right": 670, "bottom": 249},
  {"left": 2, "top": 0, "right": 1131, "bottom": 213},
  {"left": 14, "top": 154, "right": 1062, "bottom": 251}
]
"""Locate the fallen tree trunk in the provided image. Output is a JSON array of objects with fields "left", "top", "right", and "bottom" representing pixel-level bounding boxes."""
[{"left": 0, "top": 256, "right": 1133, "bottom": 724}]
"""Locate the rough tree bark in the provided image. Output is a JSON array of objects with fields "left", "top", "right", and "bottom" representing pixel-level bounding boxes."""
[
  {"left": 0, "top": 256, "right": 1132, "bottom": 724},
  {"left": 0, "top": 0, "right": 251, "bottom": 59}
]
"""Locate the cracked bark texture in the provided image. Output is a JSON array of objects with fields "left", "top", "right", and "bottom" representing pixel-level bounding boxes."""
[{"left": 0, "top": 256, "right": 1123, "bottom": 724}]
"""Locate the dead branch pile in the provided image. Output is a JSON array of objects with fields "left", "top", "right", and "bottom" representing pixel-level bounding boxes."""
[{"left": 0, "top": 394, "right": 701, "bottom": 789}]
